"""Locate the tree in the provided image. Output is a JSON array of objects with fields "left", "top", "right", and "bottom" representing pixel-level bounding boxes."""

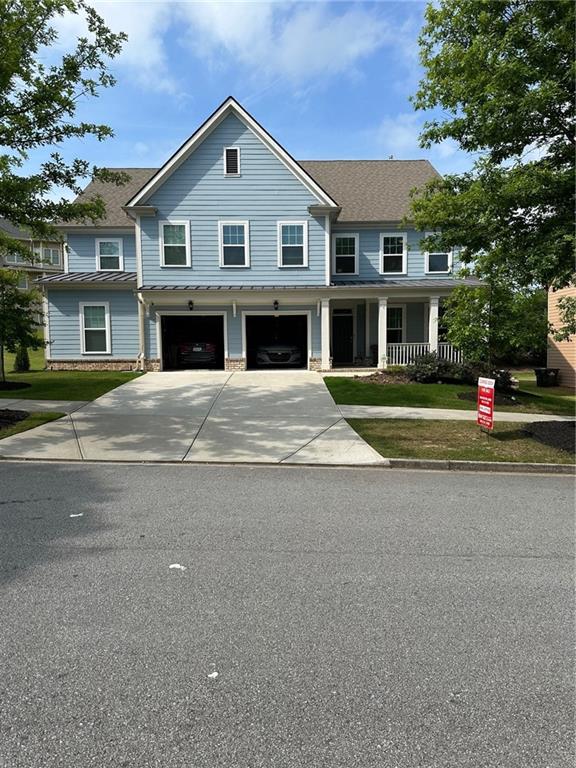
[
  {"left": 0, "top": 270, "right": 44, "bottom": 384},
  {"left": 442, "top": 283, "right": 548, "bottom": 366},
  {"left": 410, "top": 0, "right": 575, "bottom": 343},
  {"left": 0, "top": 0, "right": 128, "bottom": 261}
]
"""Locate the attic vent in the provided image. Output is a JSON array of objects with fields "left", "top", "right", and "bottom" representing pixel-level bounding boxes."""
[{"left": 224, "top": 147, "right": 240, "bottom": 176}]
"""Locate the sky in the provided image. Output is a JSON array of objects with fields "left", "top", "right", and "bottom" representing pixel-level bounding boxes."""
[{"left": 30, "top": 0, "right": 476, "bottom": 186}]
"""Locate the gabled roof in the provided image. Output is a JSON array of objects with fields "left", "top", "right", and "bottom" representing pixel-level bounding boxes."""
[
  {"left": 300, "top": 160, "right": 440, "bottom": 223},
  {"left": 125, "top": 96, "right": 339, "bottom": 209}
]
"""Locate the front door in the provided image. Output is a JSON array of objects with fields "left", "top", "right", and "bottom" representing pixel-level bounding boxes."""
[{"left": 332, "top": 311, "right": 353, "bottom": 365}]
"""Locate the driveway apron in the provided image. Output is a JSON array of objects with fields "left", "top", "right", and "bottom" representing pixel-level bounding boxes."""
[{"left": 0, "top": 371, "right": 384, "bottom": 465}]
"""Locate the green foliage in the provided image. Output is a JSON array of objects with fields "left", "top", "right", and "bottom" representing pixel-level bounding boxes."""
[
  {"left": 406, "top": 353, "right": 458, "bottom": 383},
  {"left": 13, "top": 345, "right": 30, "bottom": 372},
  {"left": 552, "top": 295, "right": 576, "bottom": 342},
  {"left": 0, "top": 0, "right": 128, "bottom": 260},
  {"left": 0, "top": 269, "right": 44, "bottom": 382},
  {"left": 441, "top": 284, "right": 548, "bottom": 365},
  {"left": 411, "top": 0, "right": 575, "bottom": 291}
]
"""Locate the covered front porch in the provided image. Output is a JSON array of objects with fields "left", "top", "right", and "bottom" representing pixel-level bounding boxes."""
[{"left": 320, "top": 295, "right": 461, "bottom": 369}]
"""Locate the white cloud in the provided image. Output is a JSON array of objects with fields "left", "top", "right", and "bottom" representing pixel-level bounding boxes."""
[
  {"left": 178, "top": 1, "right": 390, "bottom": 84},
  {"left": 372, "top": 112, "right": 475, "bottom": 173},
  {"left": 50, "top": 1, "right": 181, "bottom": 96}
]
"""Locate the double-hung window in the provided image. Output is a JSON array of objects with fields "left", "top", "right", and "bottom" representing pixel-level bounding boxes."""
[
  {"left": 96, "top": 239, "right": 123, "bottom": 271},
  {"left": 380, "top": 233, "right": 407, "bottom": 274},
  {"left": 424, "top": 232, "right": 452, "bottom": 274},
  {"left": 387, "top": 306, "right": 404, "bottom": 344},
  {"left": 333, "top": 233, "right": 359, "bottom": 275},
  {"left": 43, "top": 246, "right": 61, "bottom": 266},
  {"left": 80, "top": 303, "right": 110, "bottom": 354},
  {"left": 160, "top": 222, "right": 190, "bottom": 267},
  {"left": 224, "top": 147, "right": 240, "bottom": 176},
  {"left": 278, "top": 222, "right": 307, "bottom": 267},
  {"left": 219, "top": 221, "right": 249, "bottom": 267}
]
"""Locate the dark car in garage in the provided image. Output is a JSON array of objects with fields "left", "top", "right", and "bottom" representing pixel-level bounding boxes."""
[
  {"left": 177, "top": 341, "right": 217, "bottom": 367},
  {"left": 256, "top": 343, "right": 302, "bottom": 367}
]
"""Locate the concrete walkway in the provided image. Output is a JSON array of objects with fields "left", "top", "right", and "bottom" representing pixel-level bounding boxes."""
[
  {"left": 339, "top": 405, "right": 574, "bottom": 422},
  {"left": 0, "top": 398, "right": 88, "bottom": 414},
  {"left": 0, "top": 372, "right": 385, "bottom": 465}
]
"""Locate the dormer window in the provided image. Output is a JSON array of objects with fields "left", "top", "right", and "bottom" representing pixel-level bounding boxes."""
[{"left": 224, "top": 147, "right": 240, "bottom": 176}]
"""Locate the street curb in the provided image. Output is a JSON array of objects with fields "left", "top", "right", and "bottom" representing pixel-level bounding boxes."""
[{"left": 386, "top": 458, "right": 575, "bottom": 474}]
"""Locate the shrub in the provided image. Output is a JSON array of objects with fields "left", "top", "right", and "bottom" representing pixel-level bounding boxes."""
[
  {"left": 406, "top": 353, "right": 514, "bottom": 392},
  {"left": 13, "top": 345, "right": 30, "bottom": 372},
  {"left": 406, "top": 353, "right": 457, "bottom": 383}
]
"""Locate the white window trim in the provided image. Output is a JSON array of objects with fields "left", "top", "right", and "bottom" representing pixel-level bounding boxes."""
[
  {"left": 387, "top": 304, "right": 406, "bottom": 344},
  {"left": 425, "top": 248, "right": 453, "bottom": 274},
  {"left": 332, "top": 232, "right": 359, "bottom": 276},
  {"left": 95, "top": 238, "right": 124, "bottom": 272},
  {"left": 159, "top": 221, "right": 191, "bottom": 268},
  {"left": 219, "top": 220, "right": 250, "bottom": 268},
  {"left": 379, "top": 232, "right": 407, "bottom": 276},
  {"left": 223, "top": 146, "right": 241, "bottom": 177},
  {"left": 79, "top": 301, "right": 111, "bottom": 355},
  {"left": 277, "top": 221, "right": 308, "bottom": 268}
]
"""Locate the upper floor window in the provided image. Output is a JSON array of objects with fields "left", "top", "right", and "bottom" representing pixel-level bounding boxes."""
[
  {"left": 5, "top": 252, "right": 19, "bottom": 264},
  {"left": 219, "top": 221, "right": 249, "bottom": 267},
  {"left": 17, "top": 273, "right": 28, "bottom": 289},
  {"left": 380, "top": 233, "right": 407, "bottom": 275},
  {"left": 278, "top": 222, "right": 308, "bottom": 267},
  {"left": 425, "top": 250, "right": 451, "bottom": 274},
  {"left": 80, "top": 302, "right": 110, "bottom": 354},
  {"left": 160, "top": 222, "right": 191, "bottom": 267},
  {"left": 96, "top": 238, "right": 123, "bottom": 271},
  {"left": 333, "top": 233, "right": 359, "bottom": 275},
  {"left": 43, "top": 246, "right": 60, "bottom": 266},
  {"left": 224, "top": 147, "right": 240, "bottom": 176}
]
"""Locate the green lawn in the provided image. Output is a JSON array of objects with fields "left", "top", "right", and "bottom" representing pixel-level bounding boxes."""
[
  {"left": 2, "top": 347, "right": 141, "bottom": 401},
  {"left": 325, "top": 373, "right": 575, "bottom": 416},
  {"left": 0, "top": 412, "right": 64, "bottom": 440},
  {"left": 349, "top": 419, "right": 575, "bottom": 464}
]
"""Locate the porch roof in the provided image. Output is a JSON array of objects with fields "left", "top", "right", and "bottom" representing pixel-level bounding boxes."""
[{"left": 138, "top": 278, "right": 483, "bottom": 291}]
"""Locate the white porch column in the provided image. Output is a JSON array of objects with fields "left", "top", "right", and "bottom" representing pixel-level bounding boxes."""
[
  {"left": 429, "top": 296, "right": 440, "bottom": 352},
  {"left": 321, "top": 298, "right": 331, "bottom": 369},
  {"left": 377, "top": 297, "right": 388, "bottom": 369}
]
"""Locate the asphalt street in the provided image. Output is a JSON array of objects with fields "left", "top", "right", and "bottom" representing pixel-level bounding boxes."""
[{"left": 0, "top": 462, "right": 573, "bottom": 768}]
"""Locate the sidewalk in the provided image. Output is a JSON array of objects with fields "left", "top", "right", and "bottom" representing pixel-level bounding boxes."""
[{"left": 338, "top": 405, "right": 574, "bottom": 422}]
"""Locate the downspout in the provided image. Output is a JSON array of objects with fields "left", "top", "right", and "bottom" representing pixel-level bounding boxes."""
[{"left": 137, "top": 291, "right": 146, "bottom": 371}]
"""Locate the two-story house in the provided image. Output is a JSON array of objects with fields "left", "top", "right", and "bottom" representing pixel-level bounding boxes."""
[
  {"left": 1, "top": 218, "right": 63, "bottom": 289},
  {"left": 39, "top": 97, "right": 480, "bottom": 372}
]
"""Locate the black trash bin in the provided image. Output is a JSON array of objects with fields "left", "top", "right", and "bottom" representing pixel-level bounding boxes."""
[{"left": 533, "top": 367, "right": 560, "bottom": 387}]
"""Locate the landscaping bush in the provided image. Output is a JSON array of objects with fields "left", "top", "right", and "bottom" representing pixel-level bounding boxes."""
[
  {"left": 13, "top": 345, "right": 30, "bottom": 373},
  {"left": 406, "top": 353, "right": 514, "bottom": 392}
]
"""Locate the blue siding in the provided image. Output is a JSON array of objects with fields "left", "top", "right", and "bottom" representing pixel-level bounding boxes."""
[
  {"left": 47, "top": 289, "right": 138, "bottom": 359},
  {"left": 140, "top": 114, "right": 326, "bottom": 286},
  {"left": 332, "top": 228, "right": 460, "bottom": 281},
  {"left": 67, "top": 233, "right": 137, "bottom": 273},
  {"left": 368, "top": 301, "right": 428, "bottom": 345}
]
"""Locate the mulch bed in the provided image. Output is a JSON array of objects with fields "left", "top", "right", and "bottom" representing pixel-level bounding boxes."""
[
  {"left": 522, "top": 421, "right": 576, "bottom": 455},
  {"left": 354, "top": 370, "right": 411, "bottom": 385},
  {"left": 0, "top": 409, "right": 30, "bottom": 429},
  {"left": 457, "top": 390, "right": 521, "bottom": 407},
  {"left": 0, "top": 381, "right": 32, "bottom": 391}
]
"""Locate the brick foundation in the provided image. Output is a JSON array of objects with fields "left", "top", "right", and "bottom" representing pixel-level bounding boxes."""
[
  {"left": 308, "top": 357, "right": 328, "bottom": 372},
  {"left": 47, "top": 359, "right": 139, "bottom": 372},
  {"left": 144, "top": 359, "right": 161, "bottom": 372},
  {"left": 225, "top": 357, "right": 246, "bottom": 371}
]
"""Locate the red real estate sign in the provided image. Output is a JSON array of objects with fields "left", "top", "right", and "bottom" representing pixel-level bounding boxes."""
[{"left": 477, "top": 377, "right": 496, "bottom": 430}]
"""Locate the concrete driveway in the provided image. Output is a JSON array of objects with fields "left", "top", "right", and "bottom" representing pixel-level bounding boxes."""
[{"left": 0, "top": 371, "right": 384, "bottom": 465}]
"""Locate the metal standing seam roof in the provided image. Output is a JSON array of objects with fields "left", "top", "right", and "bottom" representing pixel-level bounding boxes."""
[
  {"left": 60, "top": 159, "right": 440, "bottom": 229},
  {"left": 138, "top": 278, "right": 483, "bottom": 291},
  {"left": 36, "top": 271, "right": 137, "bottom": 284}
]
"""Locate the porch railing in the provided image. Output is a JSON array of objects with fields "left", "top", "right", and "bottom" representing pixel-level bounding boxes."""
[
  {"left": 385, "top": 342, "right": 462, "bottom": 366},
  {"left": 386, "top": 343, "right": 430, "bottom": 366}
]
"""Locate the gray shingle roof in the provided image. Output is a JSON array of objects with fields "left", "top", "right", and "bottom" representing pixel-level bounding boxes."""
[
  {"left": 0, "top": 217, "right": 31, "bottom": 239},
  {"left": 37, "top": 271, "right": 137, "bottom": 284},
  {"left": 299, "top": 160, "right": 440, "bottom": 222},
  {"left": 61, "top": 159, "right": 439, "bottom": 229}
]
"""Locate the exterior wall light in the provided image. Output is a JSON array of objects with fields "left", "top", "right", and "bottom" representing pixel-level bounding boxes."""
[
  {"left": 273, "top": 300, "right": 279, "bottom": 311},
  {"left": 188, "top": 300, "right": 194, "bottom": 311}
]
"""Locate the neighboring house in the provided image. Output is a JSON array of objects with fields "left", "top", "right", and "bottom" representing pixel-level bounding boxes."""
[
  {"left": 547, "top": 285, "right": 575, "bottom": 388},
  {"left": 0, "top": 217, "right": 64, "bottom": 289},
  {"left": 39, "top": 97, "right": 481, "bottom": 372}
]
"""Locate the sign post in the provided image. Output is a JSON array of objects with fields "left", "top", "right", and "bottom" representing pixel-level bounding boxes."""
[{"left": 477, "top": 377, "right": 495, "bottom": 433}]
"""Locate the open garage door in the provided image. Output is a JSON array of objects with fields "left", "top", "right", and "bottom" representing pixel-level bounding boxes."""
[
  {"left": 161, "top": 315, "right": 225, "bottom": 370},
  {"left": 246, "top": 314, "right": 308, "bottom": 370}
]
